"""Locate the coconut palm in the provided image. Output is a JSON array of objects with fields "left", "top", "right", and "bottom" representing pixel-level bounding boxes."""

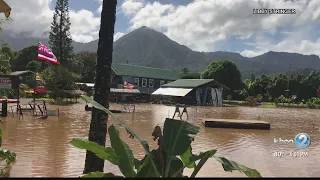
[{"left": 83, "top": 0, "right": 117, "bottom": 174}]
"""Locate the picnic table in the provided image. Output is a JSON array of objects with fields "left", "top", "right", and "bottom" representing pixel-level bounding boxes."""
[{"left": 171, "top": 104, "right": 189, "bottom": 120}]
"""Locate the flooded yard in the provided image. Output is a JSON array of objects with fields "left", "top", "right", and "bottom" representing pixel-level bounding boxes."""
[{"left": 1, "top": 102, "right": 320, "bottom": 177}]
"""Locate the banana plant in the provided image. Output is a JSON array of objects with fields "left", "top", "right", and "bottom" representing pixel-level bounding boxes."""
[
  {"left": 71, "top": 95, "right": 261, "bottom": 178},
  {"left": 0, "top": 119, "right": 16, "bottom": 177}
]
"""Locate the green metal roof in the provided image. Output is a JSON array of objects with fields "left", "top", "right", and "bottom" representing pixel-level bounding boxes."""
[
  {"left": 111, "top": 63, "right": 179, "bottom": 80},
  {"left": 162, "top": 79, "right": 216, "bottom": 88}
]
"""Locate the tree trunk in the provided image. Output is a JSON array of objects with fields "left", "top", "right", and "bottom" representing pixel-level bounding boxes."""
[
  {"left": 59, "top": 5, "right": 63, "bottom": 64},
  {"left": 83, "top": 0, "right": 117, "bottom": 174}
]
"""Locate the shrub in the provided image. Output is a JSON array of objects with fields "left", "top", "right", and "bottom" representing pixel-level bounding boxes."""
[
  {"left": 227, "top": 95, "right": 232, "bottom": 101},
  {"left": 19, "top": 83, "right": 30, "bottom": 98},
  {"left": 256, "top": 94, "right": 263, "bottom": 103},
  {"left": 277, "top": 95, "right": 287, "bottom": 105},
  {"left": 306, "top": 98, "right": 320, "bottom": 109},
  {"left": 246, "top": 96, "right": 257, "bottom": 107}
]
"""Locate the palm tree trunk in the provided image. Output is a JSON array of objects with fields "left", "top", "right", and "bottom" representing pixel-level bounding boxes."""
[{"left": 83, "top": 0, "right": 117, "bottom": 174}]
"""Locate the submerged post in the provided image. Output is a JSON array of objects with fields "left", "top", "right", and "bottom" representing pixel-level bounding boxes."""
[{"left": 1, "top": 100, "right": 7, "bottom": 117}]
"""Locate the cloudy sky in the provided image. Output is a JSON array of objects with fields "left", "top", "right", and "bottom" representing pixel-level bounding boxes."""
[{"left": 3, "top": 0, "right": 320, "bottom": 57}]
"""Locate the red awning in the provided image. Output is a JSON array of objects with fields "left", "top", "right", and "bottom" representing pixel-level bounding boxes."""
[
  {"left": 34, "top": 87, "right": 47, "bottom": 94},
  {"left": 26, "top": 87, "right": 48, "bottom": 94}
]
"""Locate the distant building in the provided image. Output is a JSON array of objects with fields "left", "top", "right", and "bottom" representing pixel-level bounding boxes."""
[
  {"left": 10, "top": 70, "right": 37, "bottom": 88},
  {"left": 111, "top": 63, "right": 179, "bottom": 101},
  {"left": 152, "top": 79, "right": 229, "bottom": 106},
  {"left": 76, "top": 63, "right": 180, "bottom": 102}
]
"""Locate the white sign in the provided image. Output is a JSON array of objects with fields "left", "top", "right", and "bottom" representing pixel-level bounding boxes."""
[{"left": 0, "top": 77, "right": 12, "bottom": 89}]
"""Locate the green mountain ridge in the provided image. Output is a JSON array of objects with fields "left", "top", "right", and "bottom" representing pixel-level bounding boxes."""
[{"left": 1, "top": 26, "right": 320, "bottom": 75}]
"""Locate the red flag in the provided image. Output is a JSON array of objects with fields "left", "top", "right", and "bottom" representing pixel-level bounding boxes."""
[
  {"left": 124, "top": 81, "right": 134, "bottom": 89},
  {"left": 38, "top": 41, "right": 60, "bottom": 65}
]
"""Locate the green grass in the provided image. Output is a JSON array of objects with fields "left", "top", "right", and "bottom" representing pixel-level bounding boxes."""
[
  {"left": 277, "top": 103, "right": 320, "bottom": 109},
  {"left": 223, "top": 104, "right": 238, "bottom": 107},
  {"left": 35, "top": 97, "right": 52, "bottom": 101},
  {"left": 226, "top": 100, "right": 244, "bottom": 103},
  {"left": 224, "top": 100, "right": 277, "bottom": 108},
  {"left": 260, "top": 103, "right": 276, "bottom": 108}
]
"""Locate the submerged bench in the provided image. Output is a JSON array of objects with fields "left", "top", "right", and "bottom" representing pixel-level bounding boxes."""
[{"left": 201, "top": 118, "right": 270, "bottom": 130}]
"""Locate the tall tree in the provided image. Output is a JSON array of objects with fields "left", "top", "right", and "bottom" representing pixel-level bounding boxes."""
[
  {"left": 0, "top": 43, "right": 14, "bottom": 74},
  {"left": 11, "top": 45, "right": 37, "bottom": 71},
  {"left": 71, "top": 52, "right": 97, "bottom": 82},
  {"left": 201, "top": 60, "right": 244, "bottom": 90},
  {"left": 41, "top": 66, "right": 79, "bottom": 98},
  {"left": 83, "top": 0, "right": 117, "bottom": 174},
  {"left": 182, "top": 67, "right": 189, "bottom": 74},
  {"left": 26, "top": 60, "right": 42, "bottom": 73},
  {"left": 250, "top": 73, "right": 256, "bottom": 82},
  {"left": 49, "top": 0, "right": 73, "bottom": 66}
]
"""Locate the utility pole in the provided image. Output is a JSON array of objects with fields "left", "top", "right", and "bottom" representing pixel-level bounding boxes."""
[{"left": 285, "top": 63, "right": 292, "bottom": 98}]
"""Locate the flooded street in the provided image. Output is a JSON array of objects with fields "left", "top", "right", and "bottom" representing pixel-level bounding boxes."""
[{"left": 1, "top": 102, "right": 320, "bottom": 177}]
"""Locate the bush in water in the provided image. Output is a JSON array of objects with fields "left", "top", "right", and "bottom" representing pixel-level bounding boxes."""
[
  {"left": 246, "top": 96, "right": 257, "bottom": 107},
  {"left": 256, "top": 94, "right": 263, "bottom": 103}
]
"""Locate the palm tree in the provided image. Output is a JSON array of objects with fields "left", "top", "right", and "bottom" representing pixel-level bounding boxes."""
[{"left": 83, "top": 0, "right": 117, "bottom": 174}]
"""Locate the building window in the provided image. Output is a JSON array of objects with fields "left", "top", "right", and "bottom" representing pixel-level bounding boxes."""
[
  {"left": 160, "top": 80, "right": 165, "bottom": 85},
  {"left": 134, "top": 78, "right": 139, "bottom": 86},
  {"left": 149, "top": 79, "right": 154, "bottom": 87},
  {"left": 26, "top": 76, "right": 31, "bottom": 81},
  {"left": 142, "top": 78, "right": 147, "bottom": 87}
]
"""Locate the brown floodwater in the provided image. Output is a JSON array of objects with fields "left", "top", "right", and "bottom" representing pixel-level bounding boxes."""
[{"left": 1, "top": 101, "right": 320, "bottom": 177}]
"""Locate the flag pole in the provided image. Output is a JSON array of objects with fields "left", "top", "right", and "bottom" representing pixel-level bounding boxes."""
[{"left": 33, "top": 36, "right": 40, "bottom": 108}]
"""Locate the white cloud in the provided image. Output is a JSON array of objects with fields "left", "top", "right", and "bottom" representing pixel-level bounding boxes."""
[
  {"left": 3, "top": 0, "right": 320, "bottom": 56},
  {"left": 241, "top": 39, "right": 320, "bottom": 57},
  {"left": 122, "top": 0, "right": 320, "bottom": 55},
  {"left": 3, "top": 0, "right": 53, "bottom": 37},
  {"left": 114, "top": 32, "right": 125, "bottom": 41},
  {"left": 97, "top": 0, "right": 103, "bottom": 13},
  {"left": 121, "top": 0, "right": 144, "bottom": 16},
  {"left": 240, "top": 26, "right": 320, "bottom": 57},
  {"left": 69, "top": 9, "right": 100, "bottom": 42},
  {"left": 3, "top": 0, "right": 101, "bottom": 43},
  {"left": 240, "top": 50, "right": 267, "bottom": 58}
]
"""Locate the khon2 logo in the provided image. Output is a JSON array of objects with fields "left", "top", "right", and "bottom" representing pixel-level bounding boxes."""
[
  {"left": 295, "top": 133, "right": 311, "bottom": 149},
  {"left": 274, "top": 133, "right": 311, "bottom": 149}
]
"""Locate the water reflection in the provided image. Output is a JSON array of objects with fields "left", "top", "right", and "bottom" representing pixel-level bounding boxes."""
[{"left": 1, "top": 102, "right": 320, "bottom": 177}]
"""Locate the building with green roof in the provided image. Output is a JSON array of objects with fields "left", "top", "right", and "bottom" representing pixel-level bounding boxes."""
[
  {"left": 152, "top": 79, "right": 229, "bottom": 106},
  {"left": 111, "top": 63, "right": 179, "bottom": 97},
  {"left": 5, "top": 70, "right": 37, "bottom": 89}
]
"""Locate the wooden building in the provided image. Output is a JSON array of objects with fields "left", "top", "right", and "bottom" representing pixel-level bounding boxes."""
[
  {"left": 152, "top": 79, "right": 229, "bottom": 106},
  {"left": 10, "top": 71, "right": 37, "bottom": 88},
  {"left": 111, "top": 63, "right": 179, "bottom": 101},
  {"left": 0, "top": 71, "right": 37, "bottom": 94},
  {"left": 76, "top": 63, "right": 179, "bottom": 102}
]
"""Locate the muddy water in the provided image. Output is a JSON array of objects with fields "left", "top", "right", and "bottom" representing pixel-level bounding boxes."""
[{"left": 1, "top": 102, "right": 320, "bottom": 177}]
